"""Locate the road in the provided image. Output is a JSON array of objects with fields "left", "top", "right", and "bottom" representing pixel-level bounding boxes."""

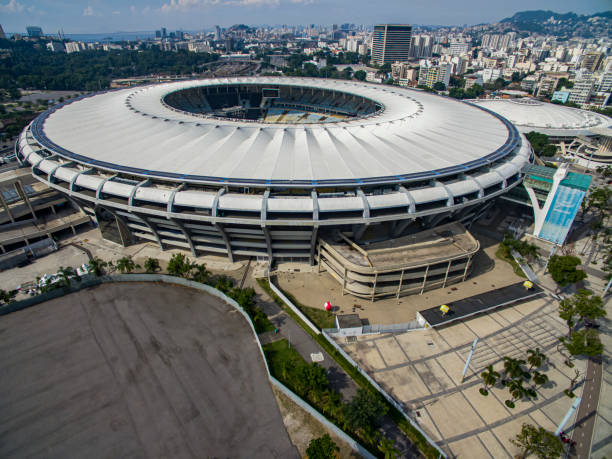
[{"left": 570, "top": 357, "right": 603, "bottom": 458}]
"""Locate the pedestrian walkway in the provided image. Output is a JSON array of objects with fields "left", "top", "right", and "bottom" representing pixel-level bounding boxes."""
[{"left": 248, "top": 278, "right": 421, "bottom": 458}]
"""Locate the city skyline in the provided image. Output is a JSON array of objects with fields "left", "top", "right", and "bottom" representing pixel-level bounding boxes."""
[{"left": 0, "top": 0, "right": 610, "bottom": 34}]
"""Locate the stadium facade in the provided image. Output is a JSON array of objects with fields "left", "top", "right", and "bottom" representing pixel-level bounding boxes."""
[{"left": 17, "top": 77, "right": 532, "bottom": 268}]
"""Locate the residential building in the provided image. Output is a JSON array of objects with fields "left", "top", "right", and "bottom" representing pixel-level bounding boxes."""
[
  {"left": 371, "top": 24, "right": 412, "bottom": 65},
  {"left": 418, "top": 61, "right": 451, "bottom": 88},
  {"left": 581, "top": 51, "right": 604, "bottom": 72}
]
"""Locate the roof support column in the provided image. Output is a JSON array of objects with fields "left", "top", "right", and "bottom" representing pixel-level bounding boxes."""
[
  {"left": 212, "top": 187, "right": 233, "bottom": 263},
  {"left": 442, "top": 260, "right": 452, "bottom": 288},
  {"left": 399, "top": 186, "right": 416, "bottom": 214},
  {"left": 462, "top": 255, "right": 472, "bottom": 281},
  {"left": 166, "top": 183, "right": 185, "bottom": 213},
  {"left": 420, "top": 264, "right": 429, "bottom": 295},
  {"left": 96, "top": 174, "right": 118, "bottom": 203},
  {"left": 69, "top": 168, "right": 93, "bottom": 192},
  {"left": 0, "top": 192, "right": 14, "bottom": 223},
  {"left": 309, "top": 226, "right": 318, "bottom": 266},
  {"left": 170, "top": 218, "right": 196, "bottom": 257},
  {"left": 14, "top": 181, "right": 36, "bottom": 221},
  {"left": 134, "top": 213, "right": 164, "bottom": 250},
  {"left": 129, "top": 178, "right": 152, "bottom": 207},
  {"left": 392, "top": 217, "right": 414, "bottom": 238},
  {"left": 261, "top": 189, "right": 273, "bottom": 266},
  {"left": 357, "top": 188, "right": 370, "bottom": 219},
  {"left": 433, "top": 180, "right": 454, "bottom": 207},
  {"left": 396, "top": 269, "right": 405, "bottom": 299}
]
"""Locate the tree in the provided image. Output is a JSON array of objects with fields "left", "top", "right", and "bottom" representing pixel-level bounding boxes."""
[
  {"left": 0, "top": 288, "right": 17, "bottom": 305},
  {"left": 503, "top": 357, "right": 528, "bottom": 381},
  {"left": 144, "top": 257, "right": 161, "bottom": 273},
  {"left": 378, "top": 436, "right": 400, "bottom": 459},
  {"left": 343, "top": 389, "right": 388, "bottom": 431},
  {"left": 191, "top": 263, "right": 211, "bottom": 284},
  {"left": 526, "top": 348, "right": 547, "bottom": 371},
  {"left": 559, "top": 328, "right": 603, "bottom": 367},
  {"left": 558, "top": 289, "right": 606, "bottom": 337},
  {"left": 565, "top": 368, "right": 583, "bottom": 397},
  {"left": 505, "top": 378, "right": 527, "bottom": 408},
  {"left": 480, "top": 364, "right": 500, "bottom": 396},
  {"left": 306, "top": 434, "right": 338, "bottom": 459},
  {"left": 525, "top": 131, "right": 557, "bottom": 157},
  {"left": 548, "top": 255, "right": 587, "bottom": 287},
  {"left": 115, "top": 255, "right": 140, "bottom": 274},
  {"left": 57, "top": 266, "right": 76, "bottom": 287},
  {"left": 555, "top": 77, "right": 573, "bottom": 90},
  {"left": 432, "top": 81, "right": 446, "bottom": 91},
  {"left": 510, "top": 423, "right": 563, "bottom": 459},
  {"left": 89, "top": 256, "right": 108, "bottom": 277},
  {"left": 166, "top": 253, "right": 195, "bottom": 278},
  {"left": 586, "top": 187, "right": 612, "bottom": 221},
  {"left": 354, "top": 70, "right": 366, "bottom": 81}
]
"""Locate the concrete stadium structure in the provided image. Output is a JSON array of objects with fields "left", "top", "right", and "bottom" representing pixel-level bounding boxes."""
[
  {"left": 318, "top": 222, "right": 480, "bottom": 300},
  {"left": 17, "top": 77, "right": 532, "bottom": 267},
  {"left": 473, "top": 98, "right": 612, "bottom": 168}
]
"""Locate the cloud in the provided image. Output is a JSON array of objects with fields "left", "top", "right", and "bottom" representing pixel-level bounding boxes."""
[
  {"left": 159, "top": 0, "right": 301, "bottom": 13},
  {"left": 83, "top": 5, "right": 94, "bottom": 16},
  {"left": 0, "top": 0, "right": 24, "bottom": 13}
]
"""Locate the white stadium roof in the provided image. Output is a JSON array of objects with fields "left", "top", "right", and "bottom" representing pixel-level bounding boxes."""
[
  {"left": 32, "top": 77, "right": 519, "bottom": 187},
  {"left": 472, "top": 98, "right": 611, "bottom": 138}
]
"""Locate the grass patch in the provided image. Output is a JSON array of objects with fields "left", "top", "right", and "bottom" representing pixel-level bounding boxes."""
[
  {"left": 495, "top": 245, "right": 526, "bottom": 278},
  {"left": 271, "top": 280, "right": 336, "bottom": 329},
  {"left": 257, "top": 277, "right": 441, "bottom": 459}
]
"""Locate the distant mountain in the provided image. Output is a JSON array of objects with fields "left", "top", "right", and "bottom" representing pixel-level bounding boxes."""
[{"left": 499, "top": 10, "right": 612, "bottom": 37}]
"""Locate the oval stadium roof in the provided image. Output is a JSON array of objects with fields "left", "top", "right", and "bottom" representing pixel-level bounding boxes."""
[
  {"left": 473, "top": 98, "right": 611, "bottom": 138},
  {"left": 33, "top": 77, "right": 519, "bottom": 187}
]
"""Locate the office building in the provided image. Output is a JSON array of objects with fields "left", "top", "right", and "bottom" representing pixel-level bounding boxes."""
[
  {"left": 371, "top": 24, "right": 412, "bottom": 65},
  {"left": 26, "top": 26, "right": 43, "bottom": 38}
]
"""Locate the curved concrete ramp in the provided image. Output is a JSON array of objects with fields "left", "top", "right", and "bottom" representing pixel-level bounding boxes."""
[{"left": 0, "top": 283, "right": 298, "bottom": 458}]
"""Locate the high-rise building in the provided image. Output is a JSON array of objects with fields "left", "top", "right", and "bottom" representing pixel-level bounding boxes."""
[
  {"left": 26, "top": 26, "right": 43, "bottom": 38},
  {"left": 409, "top": 34, "right": 432, "bottom": 58},
  {"left": 161, "top": 27, "right": 167, "bottom": 38},
  {"left": 0, "top": 24, "right": 6, "bottom": 39},
  {"left": 371, "top": 24, "right": 412, "bottom": 65},
  {"left": 214, "top": 25, "right": 221, "bottom": 41},
  {"left": 581, "top": 51, "right": 604, "bottom": 72}
]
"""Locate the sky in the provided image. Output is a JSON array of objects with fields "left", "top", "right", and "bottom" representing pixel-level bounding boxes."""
[{"left": 0, "top": 0, "right": 610, "bottom": 34}]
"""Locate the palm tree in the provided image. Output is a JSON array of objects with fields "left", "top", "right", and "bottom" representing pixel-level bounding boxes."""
[
  {"left": 57, "top": 266, "right": 76, "bottom": 287},
  {"left": 526, "top": 348, "right": 547, "bottom": 371},
  {"left": 528, "top": 370, "right": 549, "bottom": 400},
  {"left": 89, "top": 256, "right": 108, "bottom": 277},
  {"left": 505, "top": 379, "right": 526, "bottom": 408},
  {"left": 480, "top": 364, "right": 500, "bottom": 396},
  {"left": 144, "top": 257, "right": 161, "bottom": 273},
  {"left": 503, "top": 357, "right": 527, "bottom": 382},
  {"left": 116, "top": 255, "right": 140, "bottom": 274},
  {"left": 378, "top": 436, "right": 400, "bottom": 459}
]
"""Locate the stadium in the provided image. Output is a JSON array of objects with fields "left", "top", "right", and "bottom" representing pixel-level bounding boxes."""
[{"left": 17, "top": 77, "right": 532, "bottom": 296}]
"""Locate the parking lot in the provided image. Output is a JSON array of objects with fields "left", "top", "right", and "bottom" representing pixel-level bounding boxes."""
[
  {"left": 338, "top": 297, "right": 586, "bottom": 458},
  {"left": 0, "top": 283, "right": 297, "bottom": 458}
]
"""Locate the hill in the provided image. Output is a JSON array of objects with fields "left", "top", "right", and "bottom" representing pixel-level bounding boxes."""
[{"left": 499, "top": 10, "right": 612, "bottom": 38}]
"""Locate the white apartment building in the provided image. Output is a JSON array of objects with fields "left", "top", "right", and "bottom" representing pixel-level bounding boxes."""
[{"left": 418, "top": 61, "right": 451, "bottom": 88}]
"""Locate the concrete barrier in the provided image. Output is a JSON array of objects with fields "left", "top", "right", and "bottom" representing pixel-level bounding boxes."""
[{"left": 267, "top": 274, "right": 321, "bottom": 335}]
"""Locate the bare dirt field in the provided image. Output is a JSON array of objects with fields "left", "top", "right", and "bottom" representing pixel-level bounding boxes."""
[{"left": 0, "top": 283, "right": 297, "bottom": 458}]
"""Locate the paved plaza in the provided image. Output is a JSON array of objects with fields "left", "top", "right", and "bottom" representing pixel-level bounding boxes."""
[{"left": 338, "top": 297, "right": 588, "bottom": 458}]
